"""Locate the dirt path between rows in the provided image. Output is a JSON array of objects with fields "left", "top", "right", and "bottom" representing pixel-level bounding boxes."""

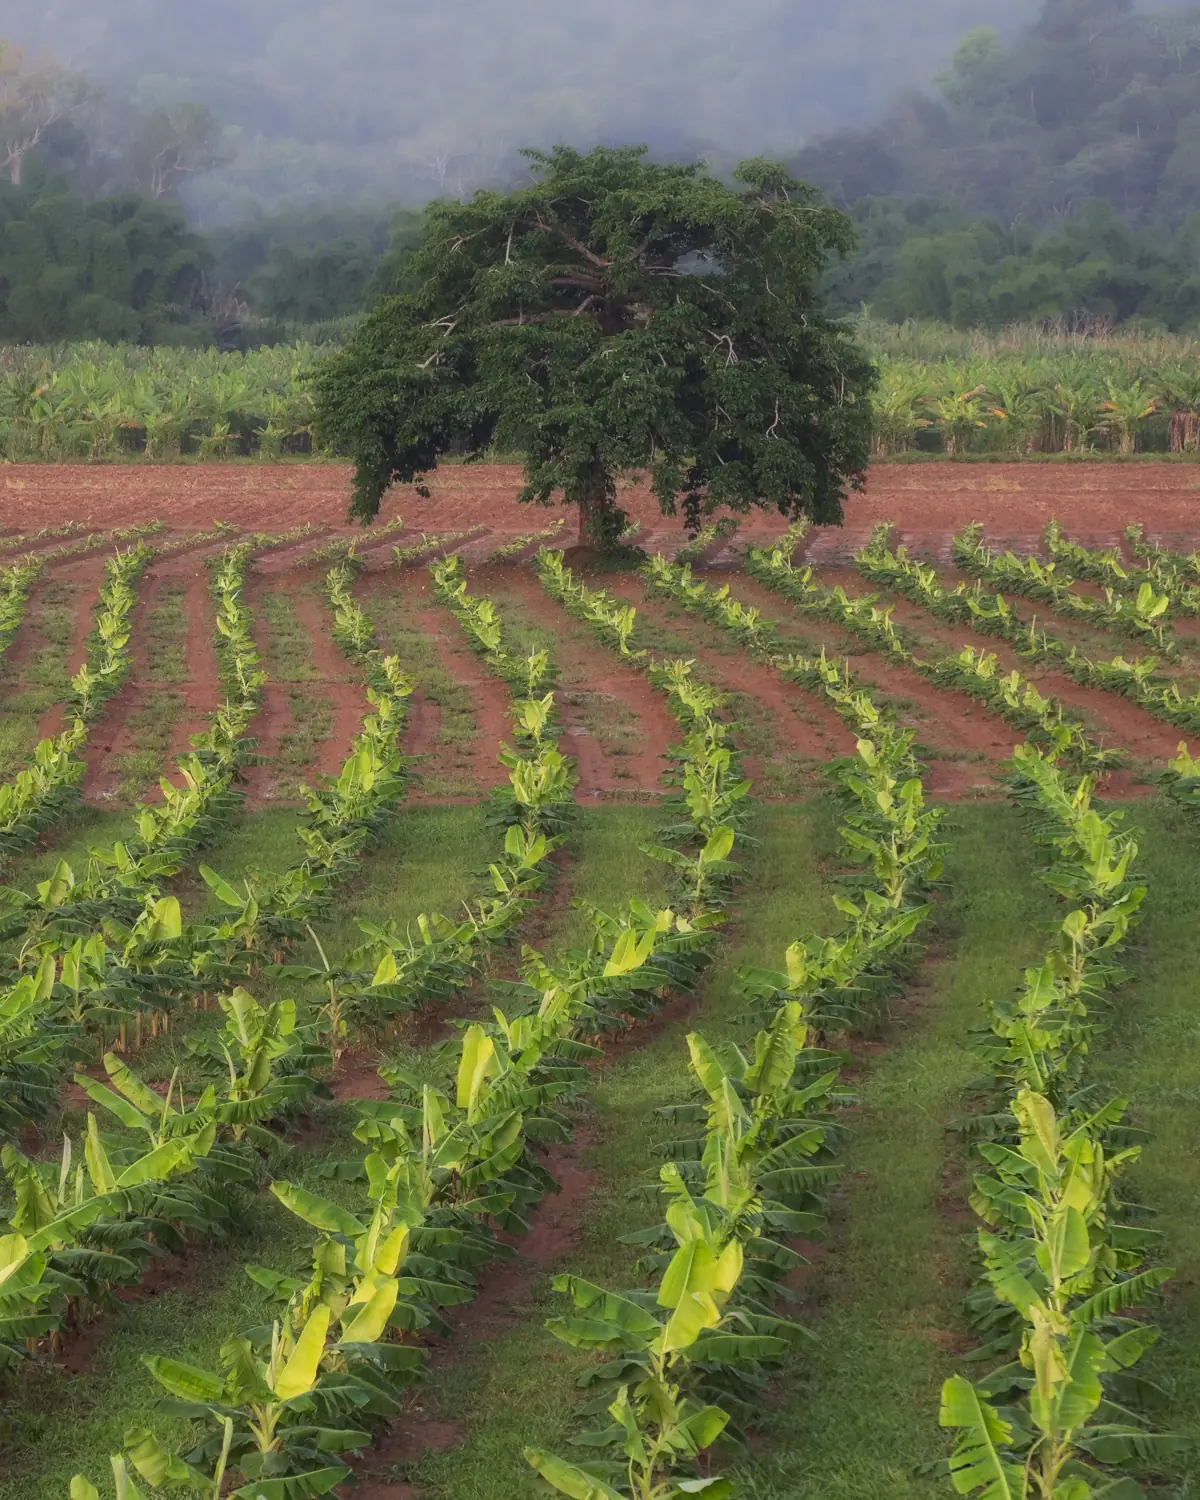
[
  {"left": 35, "top": 555, "right": 107, "bottom": 743},
  {"left": 814, "top": 567, "right": 1188, "bottom": 775},
  {"left": 484, "top": 567, "right": 675, "bottom": 799},
  {"left": 164, "top": 562, "right": 222, "bottom": 769},
  {"left": 291, "top": 588, "right": 369, "bottom": 777},
  {"left": 624, "top": 571, "right": 1004, "bottom": 798},
  {"left": 415, "top": 602, "right": 511, "bottom": 797}
]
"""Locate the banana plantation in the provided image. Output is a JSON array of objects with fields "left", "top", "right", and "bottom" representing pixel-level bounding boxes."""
[
  {"left": 11, "top": 334, "right": 1200, "bottom": 462},
  {"left": 0, "top": 495, "right": 1194, "bottom": 1500}
]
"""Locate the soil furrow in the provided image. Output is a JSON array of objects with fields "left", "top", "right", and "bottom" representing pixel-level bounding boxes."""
[
  {"left": 624, "top": 572, "right": 855, "bottom": 760},
  {"left": 696, "top": 569, "right": 1014, "bottom": 796},
  {"left": 414, "top": 604, "right": 511, "bottom": 797},
  {"left": 815, "top": 567, "right": 1187, "bottom": 773},
  {"left": 35, "top": 556, "right": 108, "bottom": 742},
  {"left": 484, "top": 568, "right": 674, "bottom": 800},
  {"left": 291, "top": 587, "right": 369, "bottom": 776}
]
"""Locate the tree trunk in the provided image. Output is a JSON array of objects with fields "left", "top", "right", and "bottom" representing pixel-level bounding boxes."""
[{"left": 578, "top": 459, "right": 612, "bottom": 548}]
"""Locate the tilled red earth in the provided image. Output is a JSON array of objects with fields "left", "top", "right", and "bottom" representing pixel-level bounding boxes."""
[
  {"left": 5, "top": 462, "right": 1199, "bottom": 804},
  {"left": 4, "top": 460, "right": 1200, "bottom": 547}
]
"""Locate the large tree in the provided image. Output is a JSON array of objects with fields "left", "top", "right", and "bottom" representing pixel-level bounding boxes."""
[{"left": 314, "top": 145, "right": 875, "bottom": 543}]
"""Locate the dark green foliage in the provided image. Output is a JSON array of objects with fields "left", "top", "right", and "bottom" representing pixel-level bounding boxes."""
[
  {"left": 208, "top": 206, "right": 423, "bottom": 324},
  {"left": 797, "top": 0, "right": 1200, "bottom": 229},
  {"left": 314, "top": 145, "right": 874, "bottom": 541},
  {"left": 0, "top": 165, "right": 210, "bottom": 343},
  {"left": 827, "top": 197, "right": 1200, "bottom": 330}
]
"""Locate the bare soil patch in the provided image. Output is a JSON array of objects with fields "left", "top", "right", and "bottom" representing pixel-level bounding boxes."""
[{"left": 7, "top": 462, "right": 1200, "bottom": 554}]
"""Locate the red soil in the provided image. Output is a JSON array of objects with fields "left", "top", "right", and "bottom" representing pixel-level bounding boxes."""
[
  {"left": 346, "top": 1128, "right": 598, "bottom": 1498},
  {"left": 85, "top": 542, "right": 230, "bottom": 804},
  {"left": 818, "top": 568, "right": 1187, "bottom": 772},
  {"left": 6, "top": 462, "right": 1200, "bottom": 805},
  {"left": 5, "top": 462, "right": 1200, "bottom": 552},
  {"left": 615, "top": 574, "right": 858, "bottom": 779},
  {"left": 642, "top": 570, "right": 1008, "bottom": 796},
  {"left": 164, "top": 561, "right": 223, "bottom": 769},
  {"left": 291, "top": 588, "right": 370, "bottom": 775},
  {"left": 484, "top": 567, "right": 677, "bottom": 799},
  {"left": 415, "top": 603, "right": 512, "bottom": 797}
]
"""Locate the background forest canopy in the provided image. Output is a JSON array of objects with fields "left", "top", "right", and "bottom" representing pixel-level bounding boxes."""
[{"left": 6, "top": 0, "right": 1200, "bottom": 341}]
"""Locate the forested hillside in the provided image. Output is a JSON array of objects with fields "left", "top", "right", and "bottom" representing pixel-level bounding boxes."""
[
  {"left": 6, "top": 0, "right": 1200, "bottom": 339},
  {"left": 803, "top": 0, "right": 1200, "bottom": 326}
]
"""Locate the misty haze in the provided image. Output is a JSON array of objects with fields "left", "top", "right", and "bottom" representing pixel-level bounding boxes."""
[{"left": 4, "top": 0, "right": 1050, "bottom": 214}]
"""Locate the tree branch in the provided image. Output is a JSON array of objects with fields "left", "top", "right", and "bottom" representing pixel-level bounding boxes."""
[{"left": 528, "top": 215, "right": 610, "bottom": 268}]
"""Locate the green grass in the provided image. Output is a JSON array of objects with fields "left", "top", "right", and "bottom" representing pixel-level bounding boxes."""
[
  {"left": 1091, "top": 800, "right": 1200, "bottom": 1494},
  {"left": 399, "top": 802, "right": 842, "bottom": 1497},
  {"left": 107, "top": 687, "right": 184, "bottom": 803},
  {"left": 737, "top": 802, "right": 1050, "bottom": 1499},
  {"left": 145, "top": 580, "right": 188, "bottom": 684},
  {"left": 2, "top": 762, "right": 1198, "bottom": 1496},
  {"left": 368, "top": 584, "right": 480, "bottom": 797},
  {"left": 0, "top": 1100, "right": 363, "bottom": 1500},
  {"left": 260, "top": 587, "right": 335, "bottom": 800},
  {"left": 0, "top": 578, "right": 76, "bottom": 778}
]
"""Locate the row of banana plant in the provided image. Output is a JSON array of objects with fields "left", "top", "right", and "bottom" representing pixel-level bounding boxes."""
[
  {"left": 489, "top": 516, "right": 566, "bottom": 561},
  {"left": 871, "top": 522, "right": 1200, "bottom": 738},
  {"left": 956, "top": 524, "right": 1178, "bottom": 654},
  {"left": 527, "top": 559, "right": 948, "bottom": 1496},
  {"left": 0, "top": 538, "right": 163, "bottom": 863},
  {"left": 0, "top": 554, "right": 45, "bottom": 661},
  {"left": 637, "top": 543, "right": 1175, "bottom": 1493},
  {"left": 940, "top": 745, "right": 1176, "bottom": 1496},
  {"left": 392, "top": 526, "right": 487, "bottom": 565},
  {"left": 0, "top": 539, "right": 268, "bottom": 1135},
  {"left": 673, "top": 516, "right": 742, "bottom": 565},
  {"left": 0, "top": 550, "right": 434, "bottom": 1395},
  {"left": 64, "top": 555, "right": 750, "bottom": 1497},
  {"left": 1042, "top": 521, "right": 1200, "bottom": 621},
  {"left": 298, "top": 514, "right": 406, "bottom": 565},
  {"left": 1123, "top": 525, "right": 1200, "bottom": 600},
  {"left": 735, "top": 524, "right": 1113, "bottom": 774},
  {"left": 846, "top": 526, "right": 1128, "bottom": 770},
  {"left": 0, "top": 520, "right": 86, "bottom": 554}
]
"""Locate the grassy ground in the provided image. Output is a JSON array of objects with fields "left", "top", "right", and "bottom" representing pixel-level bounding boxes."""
[
  {"left": 367, "top": 583, "right": 480, "bottom": 797},
  {"left": 260, "top": 586, "right": 335, "bottom": 800},
  {"left": 2, "top": 789, "right": 1198, "bottom": 1497},
  {"left": 0, "top": 803, "right": 670, "bottom": 1497},
  {"left": 398, "top": 800, "right": 1058, "bottom": 1500},
  {"left": 0, "top": 576, "right": 76, "bottom": 778},
  {"left": 106, "top": 580, "right": 189, "bottom": 802}
]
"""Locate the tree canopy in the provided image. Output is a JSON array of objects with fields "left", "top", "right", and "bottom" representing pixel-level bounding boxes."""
[
  {"left": 0, "top": 163, "right": 211, "bottom": 342},
  {"left": 314, "top": 146, "right": 874, "bottom": 542}
]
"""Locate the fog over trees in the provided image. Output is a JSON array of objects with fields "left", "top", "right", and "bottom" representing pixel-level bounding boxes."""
[
  {"left": 3, "top": 0, "right": 1049, "bottom": 216},
  {"left": 4, "top": 0, "right": 1200, "bottom": 337}
]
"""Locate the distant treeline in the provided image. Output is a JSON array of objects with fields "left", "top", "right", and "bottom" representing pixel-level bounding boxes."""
[
  {"left": 824, "top": 198, "right": 1200, "bottom": 331},
  {"left": 0, "top": 159, "right": 421, "bottom": 345}
]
